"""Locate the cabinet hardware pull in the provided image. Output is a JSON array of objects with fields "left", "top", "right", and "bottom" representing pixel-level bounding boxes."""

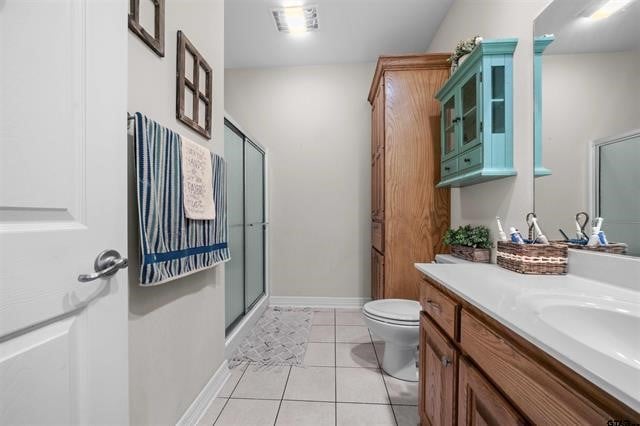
[
  {"left": 441, "top": 356, "right": 451, "bottom": 367},
  {"left": 464, "top": 158, "right": 471, "bottom": 163},
  {"left": 452, "top": 117, "right": 461, "bottom": 123},
  {"left": 426, "top": 299, "right": 441, "bottom": 312},
  {"left": 444, "top": 167, "right": 450, "bottom": 171}
]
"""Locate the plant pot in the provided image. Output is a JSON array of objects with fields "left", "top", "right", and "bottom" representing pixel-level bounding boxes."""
[{"left": 450, "top": 245, "right": 490, "bottom": 263}]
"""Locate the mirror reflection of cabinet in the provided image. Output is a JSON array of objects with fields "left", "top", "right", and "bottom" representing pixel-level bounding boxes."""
[
  {"left": 533, "top": 35, "right": 554, "bottom": 177},
  {"left": 533, "top": 0, "right": 640, "bottom": 257},
  {"left": 436, "top": 39, "right": 517, "bottom": 188}
]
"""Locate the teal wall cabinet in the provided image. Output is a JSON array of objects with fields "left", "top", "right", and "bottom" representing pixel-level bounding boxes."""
[
  {"left": 436, "top": 38, "right": 518, "bottom": 188},
  {"left": 533, "top": 35, "right": 554, "bottom": 177}
]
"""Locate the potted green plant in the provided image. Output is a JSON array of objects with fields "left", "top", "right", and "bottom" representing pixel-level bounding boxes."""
[
  {"left": 443, "top": 225, "right": 492, "bottom": 262},
  {"left": 448, "top": 35, "right": 482, "bottom": 73}
]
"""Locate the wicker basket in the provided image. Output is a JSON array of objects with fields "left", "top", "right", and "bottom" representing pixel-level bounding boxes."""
[
  {"left": 496, "top": 241, "right": 568, "bottom": 275},
  {"left": 566, "top": 242, "right": 627, "bottom": 255},
  {"left": 450, "top": 245, "right": 490, "bottom": 263}
]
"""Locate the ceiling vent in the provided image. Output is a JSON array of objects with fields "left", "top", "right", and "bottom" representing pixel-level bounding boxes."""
[{"left": 271, "top": 6, "right": 319, "bottom": 33}]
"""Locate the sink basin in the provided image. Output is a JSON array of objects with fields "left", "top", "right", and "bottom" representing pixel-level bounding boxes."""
[
  {"left": 515, "top": 293, "right": 640, "bottom": 371},
  {"left": 537, "top": 304, "right": 640, "bottom": 369}
]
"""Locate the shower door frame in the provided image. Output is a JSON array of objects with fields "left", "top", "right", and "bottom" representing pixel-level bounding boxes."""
[
  {"left": 588, "top": 128, "right": 640, "bottom": 220},
  {"left": 224, "top": 115, "right": 269, "bottom": 335}
]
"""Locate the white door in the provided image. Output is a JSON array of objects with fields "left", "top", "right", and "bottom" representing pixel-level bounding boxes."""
[{"left": 0, "top": 0, "right": 129, "bottom": 424}]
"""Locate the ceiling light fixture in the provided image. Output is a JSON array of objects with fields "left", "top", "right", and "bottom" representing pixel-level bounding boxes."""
[
  {"left": 272, "top": 6, "right": 318, "bottom": 34},
  {"left": 584, "top": 0, "right": 635, "bottom": 20}
]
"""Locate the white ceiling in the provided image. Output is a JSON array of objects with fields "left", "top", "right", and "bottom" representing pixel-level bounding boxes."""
[
  {"left": 224, "top": 0, "right": 454, "bottom": 69},
  {"left": 535, "top": 0, "right": 640, "bottom": 54}
]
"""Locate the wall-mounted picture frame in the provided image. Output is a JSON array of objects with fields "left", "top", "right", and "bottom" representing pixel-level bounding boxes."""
[
  {"left": 176, "top": 31, "right": 213, "bottom": 140},
  {"left": 128, "top": 0, "right": 165, "bottom": 57}
]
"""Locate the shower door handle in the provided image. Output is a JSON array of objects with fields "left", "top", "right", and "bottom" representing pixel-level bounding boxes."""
[{"left": 247, "top": 222, "right": 269, "bottom": 227}]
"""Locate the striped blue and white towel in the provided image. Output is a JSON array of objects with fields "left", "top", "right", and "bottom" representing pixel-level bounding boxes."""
[{"left": 133, "top": 112, "right": 230, "bottom": 286}]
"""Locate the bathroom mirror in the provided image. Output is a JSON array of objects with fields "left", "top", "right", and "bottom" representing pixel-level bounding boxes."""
[{"left": 533, "top": 0, "right": 640, "bottom": 257}]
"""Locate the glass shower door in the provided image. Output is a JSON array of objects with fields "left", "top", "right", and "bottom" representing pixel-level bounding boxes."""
[
  {"left": 597, "top": 134, "right": 640, "bottom": 256},
  {"left": 244, "top": 141, "right": 265, "bottom": 309},
  {"left": 224, "top": 124, "right": 245, "bottom": 329}
]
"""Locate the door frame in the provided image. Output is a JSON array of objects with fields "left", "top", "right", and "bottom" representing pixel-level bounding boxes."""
[{"left": 223, "top": 113, "right": 270, "bottom": 346}]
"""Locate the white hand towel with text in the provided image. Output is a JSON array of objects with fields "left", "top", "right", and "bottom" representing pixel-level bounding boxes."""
[{"left": 181, "top": 137, "right": 216, "bottom": 220}]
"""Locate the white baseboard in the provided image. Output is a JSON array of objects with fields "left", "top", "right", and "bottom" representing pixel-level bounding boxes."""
[
  {"left": 270, "top": 296, "right": 371, "bottom": 309},
  {"left": 225, "top": 294, "right": 269, "bottom": 359},
  {"left": 176, "top": 360, "right": 230, "bottom": 426}
]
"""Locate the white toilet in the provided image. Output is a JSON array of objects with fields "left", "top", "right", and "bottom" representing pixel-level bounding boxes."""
[{"left": 363, "top": 299, "right": 421, "bottom": 382}]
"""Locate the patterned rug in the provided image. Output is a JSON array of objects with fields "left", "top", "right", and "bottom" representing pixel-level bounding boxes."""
[{"left": 229, "top": 307, "right": 313, "bottom": 367}]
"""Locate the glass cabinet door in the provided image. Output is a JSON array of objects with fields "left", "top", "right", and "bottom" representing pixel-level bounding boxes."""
[
  {"left": 460, "top": 73, "right": 481, "bottom": 151},
  {"left": 442, "top": 95, "right": 457, "bottom": 159},
  {"left": 490, "top": 65, "right": 506, "bottom": 135}
]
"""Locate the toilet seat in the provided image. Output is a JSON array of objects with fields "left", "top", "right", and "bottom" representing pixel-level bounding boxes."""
[
  {"left": 363, "top": 299, "right": 420, "bottom": 325},
  {"left": 364, "top": 310, "right": 419, "bottom": 326}
]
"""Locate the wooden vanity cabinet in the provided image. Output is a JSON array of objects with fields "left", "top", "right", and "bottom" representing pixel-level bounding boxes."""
[
  {"left": 419, "top": 313, "right": 458, "bottom": 426},
  {"left": 368, "top": 54, "right": 451, "bottom": 301},
  {"left": 418, "top": 277, "right": 640, "bottom": 426},
  {"left": 371, "top": 248, "right": 384, "bottom": 300},
  {"left": 458, "top": 358, "right": 527, "bottom": 425}
]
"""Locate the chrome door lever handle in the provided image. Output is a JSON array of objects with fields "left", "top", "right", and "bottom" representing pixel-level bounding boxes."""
[{"left": 78, "top": 249, "right": 128, "bottom": 283}]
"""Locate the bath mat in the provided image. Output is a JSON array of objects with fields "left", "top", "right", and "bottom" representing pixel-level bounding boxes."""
[{"left": 229, "top": 307, "right": 313, "bottom": 367}]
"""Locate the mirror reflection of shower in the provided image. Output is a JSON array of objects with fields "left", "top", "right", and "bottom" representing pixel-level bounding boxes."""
[{"left": 532, "top": 0, "right": 640, "bottom": 257}]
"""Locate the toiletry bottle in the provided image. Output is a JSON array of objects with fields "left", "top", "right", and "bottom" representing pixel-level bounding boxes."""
[
  {"left": 509, "top": 227, "right": 525, "bottom": 244},
  {"left": 496, "top": 217, "right": 508, "bottom": 242},
  {"left": 587, "top": 227, "right": 600, "bottom": 247},
  {"left": 575, "top": 220, "right": 585, "bottom": 240},
  {"left": 531, "top": 217, "right": 549, "bottom": 244},
  {"left": 598, "top": 230, "right": 608, "bottom": 245}
]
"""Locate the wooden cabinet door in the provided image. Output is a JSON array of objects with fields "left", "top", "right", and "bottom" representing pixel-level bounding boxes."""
[
  {"left": 371, "top": 81, "right": 385, "bottom": 222},
  {"left": 419, "top": 314, "right": 458, "bottom": 426},
  {"left": 458, "top": 358, "right": 527, "bottom": 426},
  {"left": 371, "top": 248, "right": 384, "bottom": 299}
]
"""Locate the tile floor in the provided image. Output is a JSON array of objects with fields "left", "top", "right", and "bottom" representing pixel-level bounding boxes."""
[{"left": 200, "top": 308, "right": 419, "bottom": 425}]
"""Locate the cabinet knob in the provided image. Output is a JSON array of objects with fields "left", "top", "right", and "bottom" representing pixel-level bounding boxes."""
[
  {"left": 441, "top": 356, "right": 451, "bottom": 367},
  {"left": 425, "top": 299, "right": 442, "bottom": 312}
]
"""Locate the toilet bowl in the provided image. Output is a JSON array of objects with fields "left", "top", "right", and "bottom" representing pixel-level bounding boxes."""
[{"left": 363, "top": 299, "right": 420, "bottom": 382}]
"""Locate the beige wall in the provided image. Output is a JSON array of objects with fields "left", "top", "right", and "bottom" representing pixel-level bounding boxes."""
[
  {"left": 127, "top": 0, "right": 225, "bottom": 424},
  {"left": 428, "top": 0, "right": 549, "bottom": 254},
  {"left": 225, "top": 63, "right": 375, "bottom": 298},
  {"left": 536, "top": 51, "right": 640, "bottom": 238}
]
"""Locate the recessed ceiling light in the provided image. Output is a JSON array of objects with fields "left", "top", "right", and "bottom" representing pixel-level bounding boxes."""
[
  {"left": 584, "top": 0, "right": 635, "bottom": 20},
  {"left": 271, "top": 6, "right": 318, "bottom": 34}
]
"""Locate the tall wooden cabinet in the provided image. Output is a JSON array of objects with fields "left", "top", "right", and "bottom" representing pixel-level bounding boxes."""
[{"left": 368, "top": 54, "right": 451, "bottom": 301}]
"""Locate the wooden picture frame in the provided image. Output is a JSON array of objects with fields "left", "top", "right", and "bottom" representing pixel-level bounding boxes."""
[
  {"left": 128, "top": 0, "right": 165, "bottom": 57},
  {"left": 176, "top": 31, "right": 213, "bottom": 140}
]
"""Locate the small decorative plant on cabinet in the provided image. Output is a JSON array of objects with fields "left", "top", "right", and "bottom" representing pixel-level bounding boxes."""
[
  {"left": 448, "top": 35, "right": 482, "bottom": 74},
  {"left": 443, "top": 225, "right": 492, "bottom": 262}
]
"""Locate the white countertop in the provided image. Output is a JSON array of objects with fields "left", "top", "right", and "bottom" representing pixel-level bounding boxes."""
[{"left": 415, "top": 262, "right": 640, "bottom": 413}]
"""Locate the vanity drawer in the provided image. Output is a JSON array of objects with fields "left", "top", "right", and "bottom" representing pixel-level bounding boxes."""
[
  {"left": 420, "top": 280, "right": 460, "bottom": 341},
  {"left": 372, "top": 221, "right": 384, "bottom": 252},
  {"left": 459, "top": 146, "right": 482, "bottom": 171},
  {"left": 460, "top": 310, "right": 610, "bottom": 424},
  {"left": 441, "top": 157, "right": 458, "bottom": 178}
]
